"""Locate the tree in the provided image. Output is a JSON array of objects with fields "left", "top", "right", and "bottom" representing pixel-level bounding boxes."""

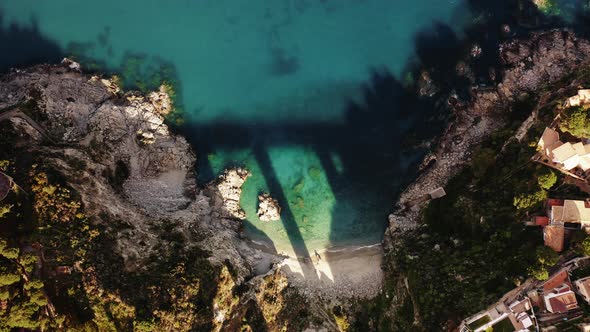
[
  {"left": 513, "top": 190, "right": 547, "bottom": 210},
  {"left": 579, "top": 236, "right": 590, "bottom": 256},
  {"left": 472, "top": 148, "right": 496, "bottom": 178},
  {"left": 534, "top": 0, "right": 561, "bottom": 16},
  {"left": 537, "top": 170, "right": 557, "bottom": 190},
  {"left": 0, "top": 239, "right": 19, "bottom": 260},
  {"left": 528, "top": 246, "right": 559, "bottom": 280},
  {"left": 559, "top": 107, "right": 590, "bottom": 138}
]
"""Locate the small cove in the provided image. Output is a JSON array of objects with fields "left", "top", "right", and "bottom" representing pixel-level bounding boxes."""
[{"left": 1, "top": 0, "right": 475, "bottom": 255}]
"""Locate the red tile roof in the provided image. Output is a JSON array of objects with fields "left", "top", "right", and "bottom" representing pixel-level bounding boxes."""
[
  {"left": 535, "top": 216, "right": 549, "bottom": 227},
  {"left": 544, "top": 269, "right": 570, "bottom": 292},
  {"left": 547, "top": 198, "right": 565, "bottom": 208},
  {"left": 548, "top": 292, "right": 578, "bottom": 313},
  {"left": 544, "top": 225, "right": 565, "bottom": 252}
]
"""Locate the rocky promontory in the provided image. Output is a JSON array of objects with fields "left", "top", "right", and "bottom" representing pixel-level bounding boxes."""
[
  {"left": 382, "top": 29, "right": 590, "bottom": 330},
  {"left": 387, "top": 29, "right": 590, "bottom": 241},
  {"left": 0, "top": 61, "right": 339, "bottom": 331}
]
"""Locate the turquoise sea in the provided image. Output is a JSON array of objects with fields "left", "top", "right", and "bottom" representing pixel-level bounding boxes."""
[{"left": 1, "top": 1, "right": 574, "bottom": 256}]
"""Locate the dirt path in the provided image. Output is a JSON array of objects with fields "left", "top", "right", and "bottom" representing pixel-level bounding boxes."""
[{"left": 0, "top": 108, "right": 55, "bottom": 144}]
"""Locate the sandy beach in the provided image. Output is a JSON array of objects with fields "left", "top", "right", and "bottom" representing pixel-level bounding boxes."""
[{"left": 277, "top": 244, "right": 384, "bottom": 299}]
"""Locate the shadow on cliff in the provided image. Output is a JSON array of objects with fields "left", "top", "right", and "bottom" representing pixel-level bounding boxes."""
[{"left": 0, "top": 12, "right": 63, "bottom": 73}]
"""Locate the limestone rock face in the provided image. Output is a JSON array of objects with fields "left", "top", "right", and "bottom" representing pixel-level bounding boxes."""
[
  {"left": 0, "top": 61, "right": 254, "bottom": 281},
  {"left": 257, "top": 193, "right": 281, "bottom": 222},
  {"left": 208, "top": 168, "right": 251, "bottom": 220}
]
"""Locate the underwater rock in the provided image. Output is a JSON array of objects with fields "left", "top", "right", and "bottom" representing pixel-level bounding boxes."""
[
  {"left": 418, "top": 70, "right": 439, "bottom": 97},
  {"left": 257, "top": 193, "right": 281, "bottom": 222}
]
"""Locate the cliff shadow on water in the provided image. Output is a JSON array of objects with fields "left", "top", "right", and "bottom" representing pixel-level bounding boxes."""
[
  {"left": 0, "top": 12, "right": 63, "bottom": 73},
  {"left": 178, "top": 0, "right": 554, "bottom": 282},
  {"left": 0, "top": 0, "right": 585, "bottom": 322}
]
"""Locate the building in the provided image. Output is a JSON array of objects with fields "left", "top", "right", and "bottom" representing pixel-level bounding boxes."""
[
  {"left": 550, "top": 199, "right": 590, "bottom": 229},
  {"left": 544, "top": 224, "right": 565, "bottom": 252},
  {"left": 568, "top": 89, "right": 590, "bottom": 107},
  {"left": 542, "top": 269, "right": 579, "bottom": 314},
  {"left": 538, "top": 127, "right": 590, "bottom": 173},
  {"left": 543, "top": 284, "right": 578, "bottom": 313},
  {"left": 574, "top": 276, "right": 590, "bottom": 304},
  {"left": 535, "top": 199, "right": 590, "bottom": 252}
]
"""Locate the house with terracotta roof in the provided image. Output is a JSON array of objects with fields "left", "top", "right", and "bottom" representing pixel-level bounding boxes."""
[
  {"left": 540, "top": 269, "right": 579, "bottom": 314},
  {"left": 533, "top": 199, "right": 590, "bottom": 252},
  {"left": 543, "top": 284, "right": 578, "bottom": 313},
  {"left": 543, "top": 224, "right": 565, "bottom": 252},
  {"left": 574, "top": 276, "right": 590, "bottom": 304},
  {"left": 543, "top": 269, "right": 570, "bottom": 293}
]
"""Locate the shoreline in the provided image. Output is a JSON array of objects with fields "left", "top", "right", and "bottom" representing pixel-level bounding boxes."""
[{"left": 243, "top": 237, "right": 384, "bottom": 298}]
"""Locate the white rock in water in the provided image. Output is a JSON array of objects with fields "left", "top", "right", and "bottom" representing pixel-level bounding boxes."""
[
  {"left": 61, "top": 58, "right": 81, "bottom": 71},
  {"left": 257, "top": 193, "right": 281, "bottom": 222}
]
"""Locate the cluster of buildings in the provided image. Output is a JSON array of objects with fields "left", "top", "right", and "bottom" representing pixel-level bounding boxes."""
[
  {"left": 461, "top": 259, "right": 590, "bottom": 331},
  {"left": 530, "top": 89, "right": 590, "bottom": 253},
  {"left": 537, "top": 127, "right": 590, "bottom": 179},
  {"left": 461, "top": 90, "right": 590, "bottom": 331},
  {"left": 534, "top": 89, "right": 590, "bottom": 182},
  {"left": 527, "top": 198, "right": 590, "bottom": 252}
]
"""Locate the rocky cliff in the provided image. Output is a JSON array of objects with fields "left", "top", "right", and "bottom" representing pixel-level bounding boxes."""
[
  {"left": 387, "top": 29, "right": 590, "bottom": 242},
  {"left": 380, "top": 29, "right": 590, "bottom": 330},
  {"left": 0, "top": 61, "right": 339, "bottom": 331}
]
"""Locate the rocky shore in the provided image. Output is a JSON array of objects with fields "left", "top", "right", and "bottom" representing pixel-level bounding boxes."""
[
  {"left": 0, "top": 61, "right": 345, "bottom": 330},
  {"left": 386, "top": 29, "right": 590, "bottom": 244},
  {"left": 382, "top": 29, "right": 590, "bottom": 325}
]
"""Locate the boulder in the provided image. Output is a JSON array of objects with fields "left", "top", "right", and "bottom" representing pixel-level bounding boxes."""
[{"left": 257, "top": 193, "right": 281, "bottom": 222}]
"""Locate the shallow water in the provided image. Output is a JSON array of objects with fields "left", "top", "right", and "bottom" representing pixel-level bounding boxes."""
[{"left": 0, "top": 1, "right": 475, "bottom": 254}]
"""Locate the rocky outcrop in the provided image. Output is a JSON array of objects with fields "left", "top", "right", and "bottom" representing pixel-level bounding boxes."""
[
  {"left": 0, "top": 60, "right": 346, "bottom": 331},
  {"left": 382, "top": 29, "right": 590, "bottom": 324},
  {"left": 0, "top": 60, "right": 255, "bottom": 281},
  {"left": 257, "top": 193, "right": 281, "bottom": 221},
  {"left": 386, "top": 30, "right": 590, "bottom": 243},
  {"left": 206, "top": 168, "right": 251, "bottom": 220}
]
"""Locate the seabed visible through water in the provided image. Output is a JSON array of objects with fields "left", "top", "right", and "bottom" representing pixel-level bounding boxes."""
[{"left": 1, "top": 0, "right": 478, "bottom": 255}]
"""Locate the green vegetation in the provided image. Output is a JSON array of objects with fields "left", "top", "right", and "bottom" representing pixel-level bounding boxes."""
[
  {"left": 559, "top": 106, "right": 590, "bottom": 138},
  {"left": 352, "top": 86, "right": 580, "bottom": 330},
  {"left": 488, "top": 317, "right": 515, "bottom": 332},
  {"left": 534, "top": 0, "right": 561, "bottom": 16},
  {"left": 537, "top": 169, "right": 557, "bottom": 190},
  {"left": 578, "top": 236, "right": 590, "bottom": 257},
  {"left": 333, "top": 306, "right": 350, "bottom": 332},
  {"left": 0, "top": 204, "right": 11, "bottom": 219},
  {"left": 527, "top": 246, "right": 559, "bottom": 280},
  {"left": 392, "top": 130, "right": 562, "bottom": 328}
]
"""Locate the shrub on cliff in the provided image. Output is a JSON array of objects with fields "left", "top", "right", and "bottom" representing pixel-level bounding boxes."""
[
  {"left": 534, "top": 0, "right": 561, "bottom": 16},
  {"left": 513, "top": 189, "right": 547, "bottom": 210},
  {"left": 559, "top": 106, "right": 590, "bottom": 138},
  {"left": 537, "top": 169, "right": 557, "bottom": 190}
]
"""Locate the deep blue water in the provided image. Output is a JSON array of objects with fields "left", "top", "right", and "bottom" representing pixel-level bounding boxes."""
[{"left": 1, "top": 0, "right": 580, "bottom": 256}]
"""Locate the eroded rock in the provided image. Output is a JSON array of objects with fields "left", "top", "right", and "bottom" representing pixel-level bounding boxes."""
[
  {"left": 257, "top": 193, "right": 281, "bottom": 222},
  {"left": 208, "top": 168, "right": 251, "bottom": 220}
]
